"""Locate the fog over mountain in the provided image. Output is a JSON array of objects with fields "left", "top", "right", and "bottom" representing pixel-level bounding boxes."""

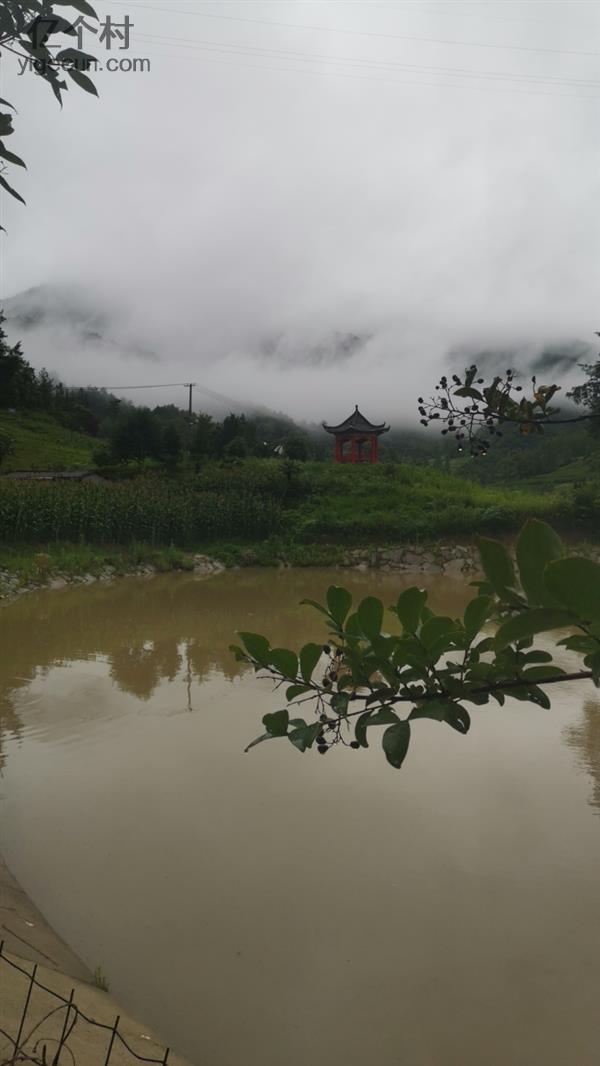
[{"left": 0, "top": 1, "right": 598, "bottom": 421}]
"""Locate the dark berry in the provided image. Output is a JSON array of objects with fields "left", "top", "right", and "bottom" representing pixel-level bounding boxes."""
[{"left": 350, "top": 741, "right": 360, "bottom": 749}]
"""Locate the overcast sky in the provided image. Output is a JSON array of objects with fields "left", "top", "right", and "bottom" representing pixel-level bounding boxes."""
[{"left": 1, "top": 0, "right": 599, "bottom": 421}]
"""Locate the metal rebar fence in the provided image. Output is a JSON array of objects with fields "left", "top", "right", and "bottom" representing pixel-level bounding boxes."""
[{"left": 0, "top": 940, "right": 170, "bottom": 1066}]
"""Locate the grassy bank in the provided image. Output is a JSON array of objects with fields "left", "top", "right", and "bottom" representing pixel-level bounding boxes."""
[
  {"left": 0, "top": 543, "right": 198, "bottom": 590},
  {"left": 0, "top": 412, "right": 96, "bottom": 472}
]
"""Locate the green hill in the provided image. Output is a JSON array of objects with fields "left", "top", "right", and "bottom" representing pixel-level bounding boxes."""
[{"left": 0, "top": 413, "right": 96, "bottom": 472}]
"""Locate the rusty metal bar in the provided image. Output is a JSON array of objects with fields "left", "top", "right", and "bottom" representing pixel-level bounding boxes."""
[
  {"left": 51, "top": 987, "right": 75, "bottom": 1066},
  {"left": 13, "top": 960, "right": 38, "bottom": 1053},
  {"left": 104, "top": 1014, "right": 121, "bottom": 1066}
]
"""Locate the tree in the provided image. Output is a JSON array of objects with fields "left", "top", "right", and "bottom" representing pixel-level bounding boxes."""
[
  {"left": 109, "top": 408, "right": 162, "bottom": 463},
  {"left": 418, "top": 339, "right": 600, "bottom": 457},
  {"left": 162, "top": 423, "right": 182, "bottom": 464},
  {"left": 283, "top": 436, "right": 308, "bottom": 461},
  {"left": 224, "top": 434, "right": 248, "bottom": 459},
  {"left": 190, "top": 413, "right": 215, "bottom": 463},
  {"left": 568, "top": 352, "right": 600, "bottom": 438},
  {"left": 234, "top": 519, "right": 600, "bottom": 770},
  {"left": 0, "top": 312, "right": 37, "bottom": 407},
  {"left": 0, "top": 1, "right": 98, "bottom": 218}
]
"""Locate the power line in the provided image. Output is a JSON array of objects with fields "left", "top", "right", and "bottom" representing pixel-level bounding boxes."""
[
  {"left": 138, "top": 45, "right": 600, "bottom": 101},
  {"left": 67, "top": 382, "right": 191, "bottom": 389},
  {"left": 107, "top": 0, "right": 600, "bottom": 60},
  {"left": 65, "top": 380, "right": 247, "bottom": 411},
  {"left": 135, "top": 29, "right": 600, "bottom": 91}
]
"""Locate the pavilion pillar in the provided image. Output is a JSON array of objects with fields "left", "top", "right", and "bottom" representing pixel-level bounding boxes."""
[
  {"left": 335, "top": 436, "right": 342, "bottom": 462},
  {"left": 371, "top": 434, "right": 378, "bottom": 463},
  {"left": 350, "top": 436, "right": 357, "bottom": 463}
]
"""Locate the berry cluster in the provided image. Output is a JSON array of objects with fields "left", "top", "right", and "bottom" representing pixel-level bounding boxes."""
[{"left": 417, "top": 366, "right": 532, "bottom": 457}]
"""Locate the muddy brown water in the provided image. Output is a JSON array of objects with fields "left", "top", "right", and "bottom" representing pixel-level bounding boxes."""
[{"left": 1, "top": 569, "right": 600, "bottom": 1066}]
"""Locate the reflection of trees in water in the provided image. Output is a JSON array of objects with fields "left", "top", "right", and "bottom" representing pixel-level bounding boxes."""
[
  {"left": 109, "top": 640, "right": 183, "bottom": 700},
  {"left": 564, "top": 697, "right": 600, "bottom": 812},
  {"left": 0, "top": 693, "right": 23, "bottom": 771},
  {"left": 0, "top": 571, "right": 347, "bottom": 730},
  {"left": 0, "top": 570, "right": 474, "bottom": 744}
]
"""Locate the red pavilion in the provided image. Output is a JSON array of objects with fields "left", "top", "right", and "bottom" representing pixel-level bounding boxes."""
[{"left": 323, "top": 406, "right": 390, "bottom": 464}]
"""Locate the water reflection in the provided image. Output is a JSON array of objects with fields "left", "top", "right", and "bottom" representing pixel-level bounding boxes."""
[
  {"left": 0, "top": 569, "right": 474, "bottom": 719},
  {"left": 3, "top": 572, "right": 600, "bottom": 1066},
  {"left": 0, "top": 693, "right": 22, "bottom": 771},
  {"left": 564, "top": 696, "right": 600, "bottom": 812}
]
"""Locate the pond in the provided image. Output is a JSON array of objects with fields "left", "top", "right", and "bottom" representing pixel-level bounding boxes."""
[{"left": 1, "top": 569, "right": 600, "bottom": 1066}]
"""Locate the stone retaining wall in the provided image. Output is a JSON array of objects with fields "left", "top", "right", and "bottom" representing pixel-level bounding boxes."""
[{"left": 339, "top": 543, "right": 481, "bottom": 575}]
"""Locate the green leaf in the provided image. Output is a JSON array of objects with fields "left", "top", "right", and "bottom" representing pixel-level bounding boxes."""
[
  {"left": 331, "top": 692, "right": 349, "bottom": 715},
  {"left": 269, "top": 648, "right": 299, "bottom": 680},
  {"left": 515, "top": 519, "right": 563, "bottom": 606},
  {"left": 54, "top": 0, "right": 98, "bottom": 16},
  {"left": 443, "top": 704, "right": 471, "bottom": 734},
  {"left": 463, "top": 596, "right": 493, "bottom": 640},
  {"left": 357, "top": 596, "right": 384, "bottom": 641},
  {"left": 300, "top": 597, "right": 332, "bottom": 620},
  {"left": 0, "top": 173, "right": 25, "bottom": 205},
  {"left": 244, "top": 732, "right": 274, "bottom": 753},
  {"left": 524, "top": 685, "right": 551, "bottom": 710},
  {"left": 454, "top": 386, "right": 483, "bottom": 400},
  {"left": 263, "top": 709, "right": 289, "bottom": 736},
  {"left": 299, "top": 642, "right": 322, "bottom": 684},
  {"left": 286, "top": 684, "right": 311, "bottom": 701},
  {"left": 382, "top": 721, "right": 411, "bottom": 769},
  {"left": 477, "top": 537, "right": 516, "bottom": 596},
  {"left": 326, "top": 585, "right": 352, "bottom": 626},
  {"left": 0, "top": 142, "right": 25, "bottom": 168},
  {"left": 584, "top": 650, "right": 600, "bottom": 682},
  {"left": 354, "top": 707, "right": 399, "bottom": 748},
  {"left": 28, "top": 14, "right": 78, "bottom": 39},
  {"left": 229, "top": 643, "right": 247, "bottom": 662},
  {"left": 520, "top": 666, "right": 565, "bottom": 681},
  {"left": 67, "top": 66, "right": 98, "bottom": 96},
  {"left": 410, "top": 700, "right": 470, "bottom": 733},
  {"left": 344, "top": 612, "right": 363, "bottom": 637},
  {"left": 409, "top": 702, "right": 446, "bottom": 722},
  {"left": 395, "top": 586, "right": 427, "bottom": 633},
  {"left": 56, "top": 47, "right": 97, "bottom": 69},
  {"left": 544, "top": 558, "right": 600, "bottom": 624},
  {"left": 288, "top": 721, "right": 321, "bottom": 752},
  {"left": 557, "top": 635, "right": 599, "bottom": 653},
  {"left": 420, "top": 616, "right": 456, "bottom": 649},
  {"left": 494, "top": 607, "right": 576, "bottom": 649},
  {"left": 238, "top": 632, "right": 270, "bottom": 666},
  {"left": 0, "top": 114, "right": 14, "bottom": 139},
  {"left": 520, "top": 650, "right": 553, "bottom": 663}
]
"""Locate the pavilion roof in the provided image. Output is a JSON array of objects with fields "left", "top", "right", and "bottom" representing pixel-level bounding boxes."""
[{"left": 323, "top": 405, "right": 390, "bottom": 435}]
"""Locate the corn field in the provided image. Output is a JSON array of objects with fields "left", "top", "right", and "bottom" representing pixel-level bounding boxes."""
[{"left": 0, "top": 480, "right": 283, "bottom": 544}]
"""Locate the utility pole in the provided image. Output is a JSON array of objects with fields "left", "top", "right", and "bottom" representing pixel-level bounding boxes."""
[{"left": 185, "top": 383, "right": 197, "bottom": 416}]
